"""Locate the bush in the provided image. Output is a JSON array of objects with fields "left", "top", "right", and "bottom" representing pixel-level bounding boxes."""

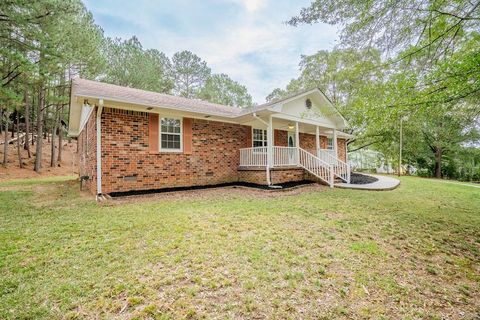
[{"left": 416, "top": 168, "right": 432, "bottom": 178}]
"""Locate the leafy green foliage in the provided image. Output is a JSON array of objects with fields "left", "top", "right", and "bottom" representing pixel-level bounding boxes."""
[
  {"left": 103, "top": 36, "right": 173, "bottom": 93},
  {"left": 267, "top": 48, "right": 386, "bottom": 148},
  {"left": 199, "top": 74, "right": 253, "bottom": 107},
  {"left": 171, "top": 50, "right": 211, "bottom": 98},
  {"left": 0, "top": 1, "right": 254, "bottom": 172},
  {"left": 287, "top": 0, "right": 480, "bottom": 179}
]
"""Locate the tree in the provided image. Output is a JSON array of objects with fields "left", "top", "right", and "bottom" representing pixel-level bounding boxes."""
[
  {"left": 103, "top": 37, "right": 173, "bottom": 93},
  {"left": 287, "top": 0, "right": 480, "bottom": 108},
  {"left": 1, "top": 0, "right": 104, "bottom": 172},
  {"left": 199, "top": 74, "right": 253, "bottom": 107},
  {"left": 266, "top": 48, "right": 385, "bottom": 148},
  {"left": 171, "top": 51, "right": 211, "bottom": 98},
  {"left": 287, "top": 0, "right": 480, "bottom": 179},
  {"left": 1, "top": 1, "right": 255, "bottom": 174}
]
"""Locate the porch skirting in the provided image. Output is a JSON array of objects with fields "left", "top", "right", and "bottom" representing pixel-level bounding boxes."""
[{"left": 238, "top": 166, "right": 307, "bottom": 185}]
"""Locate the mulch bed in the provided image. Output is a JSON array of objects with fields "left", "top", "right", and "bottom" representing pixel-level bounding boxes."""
[
  {"left": 108, "top": 180, "right": 316, "bottom": 198},
  {"left": 349, "top": 172, "right": 379, "bottom": 184}
]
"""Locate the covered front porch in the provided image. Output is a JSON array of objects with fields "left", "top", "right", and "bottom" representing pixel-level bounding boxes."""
[{"left": 238, "top": 115, "right": 351, "bottom": 186}]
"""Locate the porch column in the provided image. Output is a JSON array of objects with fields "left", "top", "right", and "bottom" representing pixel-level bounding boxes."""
[
  {"left": 295, "top": 121, "right": 300, "bottom": 164},
  {"left": 333, "top": 129, "right": 338, "bottom": 157},
  {"left": 267, "top": 115, "right": 273, "bottom": 168},
  {"left": 315, "top": 126, "right": 320, "bottom": 157}
]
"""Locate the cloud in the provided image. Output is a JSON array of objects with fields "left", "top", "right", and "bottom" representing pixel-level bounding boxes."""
[
  {"left": 235, "top": 0, "right": 267, "bottom": 12},
  {"left": 84, "top": 0, "right": 338, "bottom": 103}
]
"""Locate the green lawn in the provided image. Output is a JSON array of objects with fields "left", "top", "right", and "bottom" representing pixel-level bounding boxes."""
[{"left": 1, "top": 177, "right": 479, "bottom": 319}]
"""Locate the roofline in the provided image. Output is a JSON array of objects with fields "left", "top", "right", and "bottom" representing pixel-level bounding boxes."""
[
  {"left": 72, "top": 93, "right": 244, "bottom": 119},
  {"left": 254, "top": 88, "right": 349, "bottom": 127},
  {"left": 257, "top": 88, "right": 320, "bottom": 108}
]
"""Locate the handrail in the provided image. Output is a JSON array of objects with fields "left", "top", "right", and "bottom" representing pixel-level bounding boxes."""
[
  {"left": 317, "top": 148, "right": 350, "bottom": 183},
  {"left": 299, "top": 148, "right": 333, "bottom": 187},
  {"left": 239, "top": 147, "right": 267, "bottom": 166},
  {"left": 239, "top": 146, "right": 336, "bottom": 187},
  {"left": 273, "top": 146, "right": 298, "bottom": 166}
]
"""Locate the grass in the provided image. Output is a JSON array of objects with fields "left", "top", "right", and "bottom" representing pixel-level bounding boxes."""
[{"left": 0, "top": 176, "right": 479, "bottom": 319}]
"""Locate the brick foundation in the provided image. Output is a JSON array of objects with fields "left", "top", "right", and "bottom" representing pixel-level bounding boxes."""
[{"left": 238, "top": 167, "right": 307, "bottom": 185}]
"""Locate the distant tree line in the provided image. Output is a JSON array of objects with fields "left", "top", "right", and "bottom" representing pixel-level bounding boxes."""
[{"left": 0, "top": 0, "right": 253, "bottom": 173}]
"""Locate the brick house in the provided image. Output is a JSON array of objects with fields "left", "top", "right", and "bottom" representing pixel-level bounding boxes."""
[{"left": 68, "top": 79, "right": 353, "bottom": 197}]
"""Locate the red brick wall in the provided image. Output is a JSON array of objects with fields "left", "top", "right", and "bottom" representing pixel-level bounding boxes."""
[
  {"left": 237, "top": 169, "right": 267, "bottom": 185},
  {"left": 274, "top": 130, "right": 346, "bottom": 162},
  {"left": 274, "top": 129, "right": 317, "bottom": 155},
  {"left": 238, "top": 168, "right": 306, "bottom": 185},
  {"left": 274, "top": 130, "right": 287, "bottom": 147},
  {"left": 100, "top": 107, "right": 249, "bottom": 193},
  {"left": 272, "top": 168, "right": 305, "bottom": 184},
  {"left": 337, "top": 138, "right": 347, "bottom": 162},
  {"left": 299, "top": 133, "right": 316, "bottom": 154},
  {"left": 77, "top": 109, "right": 97, "bottom": 194},
  {"left": 320, "top": 136, "right": 328, "bottom": 149}
]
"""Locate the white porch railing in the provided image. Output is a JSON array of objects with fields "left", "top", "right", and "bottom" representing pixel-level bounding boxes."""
[
  {"left": 239, "top": 147, "right": 267, "bottom": 166},
  {"left": 317, "top": 148, "right": 350, "bottom": 183},
  {"left": 317, "top": 149, "right": 336, "bottom": 162},
  {"left": 239, "top": 146, "right": 334, "bottom": 187},
  {"left": 273, "top": 146, "right": 298, "bottom": 166},
  {"left": 299, "top": 148, "right": 334, "bottom": 187}
]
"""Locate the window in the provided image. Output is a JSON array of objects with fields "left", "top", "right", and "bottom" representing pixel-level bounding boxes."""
[
  {"left": 160, "top": 117, "right": 182, "bottom": 151},
  {"left": 253, "top": 128, "right": 267, "bottom": 147},
  {"left": 305, "top": 98, "right": 312, "bottom": 109},
  {"left": 327, "top": 137, "right": 334, "bottom": 150}
]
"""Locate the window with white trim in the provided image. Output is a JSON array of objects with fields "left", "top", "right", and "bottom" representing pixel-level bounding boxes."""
[
  {"left": 252, "top": 128, "right": 267, "bottom": 147},
  {"left": 327, "top": 137, "right": 334, "bottom": 150},
  {"left": 160, "top": 117, "right": 182, "bottom": 151}
]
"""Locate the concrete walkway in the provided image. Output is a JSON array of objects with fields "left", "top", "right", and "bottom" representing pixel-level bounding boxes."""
[{"left": 335, "top": 174, "right": 400, "bottom": 191}]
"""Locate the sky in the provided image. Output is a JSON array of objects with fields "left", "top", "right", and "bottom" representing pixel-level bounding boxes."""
[{"left": 83, "top": 0, "right": 339, "bottom": 103}]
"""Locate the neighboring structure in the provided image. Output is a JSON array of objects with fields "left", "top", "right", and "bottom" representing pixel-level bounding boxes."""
[{"left": 68, "top": 79, "right": 353, "bottom": 197}]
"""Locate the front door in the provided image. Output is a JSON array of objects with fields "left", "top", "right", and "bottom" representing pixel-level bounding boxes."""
[
  {"left": 287, "top": 132, "right": 296, "bottom": 164},
  {"left": 287, "top": 132, "right": 295, "bottom": 147}
]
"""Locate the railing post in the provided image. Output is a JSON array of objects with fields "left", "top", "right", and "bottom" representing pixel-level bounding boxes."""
[
  {"left": 295, "top": 122, "right": 300, "bottom": 165},
  {"left": 333, "top": 129, "right": 338, "bottom": 158},
  {"left": 329, "top": 164, "right": 334, "bottom": 188},
  {"left": 267, "top": 115, "right": 273, "bottom": 168},
  {"left": 347, "top": 164, "right": 351, "bottom": 183}
]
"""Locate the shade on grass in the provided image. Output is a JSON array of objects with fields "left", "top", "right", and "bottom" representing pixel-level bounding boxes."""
[{"left": 0, "top": 176, "right": 479, "bottom": 319}]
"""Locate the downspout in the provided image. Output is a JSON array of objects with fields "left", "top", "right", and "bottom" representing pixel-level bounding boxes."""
[
  {"left": 253, "top": 113, "right": 272, "bottom": 186},
  {"left": 96, "top": 99, "right": 104, "bottom": 200}
]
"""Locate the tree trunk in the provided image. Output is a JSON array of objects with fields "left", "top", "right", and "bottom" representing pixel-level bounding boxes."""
[
  {"left": 57, "top": 76, "right": 65, "bottom": 164},
  {"left": 57, "top": 105, "right": 63, "bottom": 164},
  {"left": 434, "top": 146, "right": 442, "bottom": 179},
  {"left": 3, "top": 111, "right": 9, "bottom": 166},
  {"left": 34, "top": 83, "right": 45, "bottom": 172},
  {"left": 16, "top": 109, "right": 22, "bottom": 168},
  {"left": 24, "top": 85, "right": 31, "bottom": 157},
  {"left": 50, "top": 106, "right": 57, "bottom": 167},
  {"left": 0, "top": 108, "right": 3, "bottom": 135}
]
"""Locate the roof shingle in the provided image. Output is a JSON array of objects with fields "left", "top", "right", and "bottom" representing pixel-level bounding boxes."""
[{"left": 72, "top": 78, "right": 248, "bottom": 118}]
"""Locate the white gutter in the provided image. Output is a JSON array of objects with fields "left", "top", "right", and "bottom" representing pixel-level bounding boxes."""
[{"left": 96, "top": 99, "right": 104, "bottom": 198}]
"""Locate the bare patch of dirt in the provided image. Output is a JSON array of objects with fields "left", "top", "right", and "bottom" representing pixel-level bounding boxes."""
[{"left": 0, "top": 132, "right": 78, "bottom": 180}]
